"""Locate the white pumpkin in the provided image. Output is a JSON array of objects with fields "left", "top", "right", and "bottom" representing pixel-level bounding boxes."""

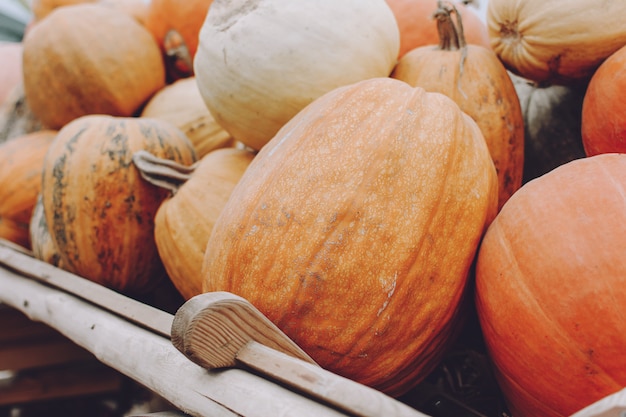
[
  {"left": 487, "top": 0, "right": 626, "bottom": 85},
  {"left": 194, "top": 0, "right": 400, "bottom": 151}
]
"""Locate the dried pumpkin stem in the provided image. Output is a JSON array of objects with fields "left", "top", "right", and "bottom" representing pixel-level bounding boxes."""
[
  {"left": 164, "top": 29, "right": 194, "bottom": 77},
  {"left": 434, "top": 1, "right": 468, "bottom": 50},
  {"left": 132, "top": 150, "right": 198, "bottom": 195}
]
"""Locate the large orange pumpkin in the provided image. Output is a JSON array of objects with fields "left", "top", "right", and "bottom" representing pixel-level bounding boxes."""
[
  {"left": 391, "top": 2, "right": 524, "bottom": 210},
  {"left": 386, "top": 0, "right": 490, "bottom": 59},
  {"left": 22, "top": 4, "right": 165, "bottom": 130},
  {"left": 475, "top": 154, "right": 626, "bottom": 417},
  {"left": 41, "top": 115, "right": 197, "bottom": 294},
  {"left": 201, "top": 77, "right": 498, "bottom": 397},
  {"left": 134, "top": 147, "right": 255, "bottom": 300},
  {"left": 581, "top": 44, "right": 626, "bottom": 156},
  {"left": 0, "top": 130, "right": 57, "bottom": 249}
]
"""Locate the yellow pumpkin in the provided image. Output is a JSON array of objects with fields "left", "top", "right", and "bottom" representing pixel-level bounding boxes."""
[{"left": 141, "top": 77, "right": 235, "bottom": 158}]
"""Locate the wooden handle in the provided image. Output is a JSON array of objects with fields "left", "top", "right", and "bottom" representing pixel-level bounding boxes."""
[
  {"left": 171, "top": 291, "right": 316, "bottom": 368},
  {"left": 171, "top": 292, "right": 430, "bottom": 417}
]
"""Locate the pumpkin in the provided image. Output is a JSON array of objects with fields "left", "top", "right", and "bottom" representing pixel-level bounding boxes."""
[
  {"left": 391, "top": 2, "right": 524, "bottom": 210},
  {"left": 194, "top": 0, "right": 400, "bottom": 151},
  {"left": 41, "top": 115, "right": 197, "bottom": 295},
  {"left": 509, "top": 73, "right": 586, "bottom": 183},
  {"left": 98, "top": 0, "right": 150, "bottom": 25},
  {"left": 0, "top": 42, "right": 23, "bottom": 108},
  {"left": 487, "top": 0, "right": 626, "bottom": 85},
  {"left": 22, "top": 4, "right": 165, "bottom": 130},
  {"left": 29, "top": 0, "right": 97, "bottom": 22},
  {"left": 30, "top": 193, "right": 63, "bottom": 267},
  {"left": 133, "top": 147, "right": 255, "bottom": 300},
  {"left": 0, "top": 130, "right": 57, "bottom": 249},
  {"left": 581, "top": 44, "right": 626, "bottom": 156},
  {"left": 386, "top": 0, "right": 490, "bottom": 59},
  {"left": 141, "top": 77, "right": 235, "bottom": 158},
  {"left": 143, "top": 0, "right": 214, "bottom": 80},
  {"left": 201, "top": 77, "right": 498, "bottom": 396},
  {"left": 475, "top": 154, "right": 626, "bottom": 417}
]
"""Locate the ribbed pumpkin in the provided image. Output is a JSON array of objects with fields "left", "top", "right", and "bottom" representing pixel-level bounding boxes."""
[
  {"left": 134, "top": 147, "right": 255, "bottom": 300},
  {"left": 22, "top": 4, "right": 165, "bottom": 130},
  {"left": 0, "top": 130, "right": 57, "bottom": 249},
  {"left": 30, "top": 193, "right": 63, "bottom": 267},
  {"left": 581, "top": 44, "right": 626, "bottom": 156},
  {"left": 141, "top": 77, "right": 235, "bottom": 158},
  {"left": 201, "top": 77, "right": 498, "bottom": 396},
  {"left": 0, "top": 42, "right": 23, "bottom": 108},
  {"left": 194, "top": 0, "right": 400, "bottom": 151},
  {"left": 391, "top": 2, "right": 524, "bottom": 210},
  {"left": 41, "top": 115, "right": 197, "bottom": 294},
  {"left": 386, "top": 0, "right": 490, "bottom": 59},
  {"left": 144, "top": 0, "right": 213, "bottom": 80},
  {"left": 487, "top": 0, "right": 626, "bottom": 85},
  {"left": 475, "top": 154, "right": 626, "bottom": 417}
]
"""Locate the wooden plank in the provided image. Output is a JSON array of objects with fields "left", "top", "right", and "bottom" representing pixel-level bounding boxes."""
[
  {"left": 0, "top": 239, "right": 173, "bottom": 338},
  {"left": 0, "top": 335, "right": 95, "bottom": 371},
  {"left": 0, "top": 361, "right": 124, "bottom": 406},
  {"left": 0, "top": 264, "right": 355, "bottom": 417},
  {"left": 0, "top": 305, "right": 58, "bottom": 343}
]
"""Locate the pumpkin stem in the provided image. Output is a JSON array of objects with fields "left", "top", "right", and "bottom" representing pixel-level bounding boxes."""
[
  {"left": 434, "top": 1, "right": 468, "bottom": 51},
  {"left": 164, "top": 29, "right": 194, "bottom": 79},
  {"left": 132, "top": 150, "right": 198, "bottom": 195}
]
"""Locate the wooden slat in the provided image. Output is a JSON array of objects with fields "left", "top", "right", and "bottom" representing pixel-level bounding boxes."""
[
  {"left": 0, "top": 263, "right": 354, "bottom": 417},
  {"left": 0, "top": 335, "right": 95, "bottom": 371},
  {"left": 0, "top": 361, "right": 125, "bottom": 406},
  {"left": 0, "top": 306, "right": 58, "bottom": 343}
]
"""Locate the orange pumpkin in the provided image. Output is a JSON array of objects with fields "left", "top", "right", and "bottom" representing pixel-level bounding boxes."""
[
  {"left": 386, "top": 0, "right": 490, "bottom": 59},
  {"left": 22, "top": 4, "right": 165, "bottom": 130},
  {"left": 134, "top": 147, "right": 255, "bottom": 300},
  {"left": 581, "top": 44, "right": 626, "bottom": 156},
  {"left": 144, "top": 0, "right": 214, "bottom": 80},
  {"left": 0, "top": 130, "right": 57, "bottom": 249},
  {"left": 98, "top": 0, "right": 150, "bottom": 25},
  {"left": 475, "top": 154, "right": 626, "bottom": 417},
  {"left": 29, "top": 0, "right": 97, "bottom": 22},
  {"left": 41, "top": 115, "right": 197, "bottom": 295},
  {"left": 202, "top": 77, "right": 497, "bottom": 396},
  {"left": 391, "top": 2, "right": 524, "bottom": 210},
  {"left": 0, "top": 42, "right": 23, "bottom": 108}
]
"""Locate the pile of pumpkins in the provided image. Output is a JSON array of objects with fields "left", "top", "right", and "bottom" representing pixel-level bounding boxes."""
[{"left": 1, "top": 0, "right": 625, "bottom": 415}]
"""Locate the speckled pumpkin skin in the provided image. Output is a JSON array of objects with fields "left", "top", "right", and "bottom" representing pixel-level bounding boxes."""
[
  {"left": 201, "top": 77, "right": 498, "bottom": 396},
  {"left": 41, "top": 115, "right": 196, "bottom": 294}
]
